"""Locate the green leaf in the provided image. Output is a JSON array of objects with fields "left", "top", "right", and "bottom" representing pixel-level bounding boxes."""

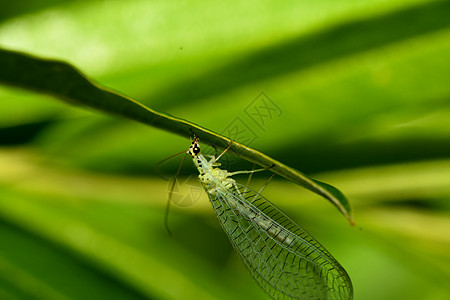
[{"left": 0, "top": 47, "right": 354, "bottom": 224}]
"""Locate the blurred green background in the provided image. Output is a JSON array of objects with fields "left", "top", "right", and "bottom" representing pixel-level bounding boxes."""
[{"left": 1, "top": 0, "right": 450, "bottom": 299}]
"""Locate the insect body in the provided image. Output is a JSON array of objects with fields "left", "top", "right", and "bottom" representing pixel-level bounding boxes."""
[{"left": 187, "top": 137, "right": 353, "bottom": 300}]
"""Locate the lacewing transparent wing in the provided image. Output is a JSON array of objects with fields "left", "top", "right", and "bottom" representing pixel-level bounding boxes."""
[
  {"left": 185, "top": 136, "right": 353, "bottom": 300},
  {"left": 210, "top": 183, "right": 352, "bottom": 300}
]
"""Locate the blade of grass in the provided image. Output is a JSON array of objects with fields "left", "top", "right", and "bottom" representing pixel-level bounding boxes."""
[{"left": 0, "top": 48, "right": 353, "bottom": 224}]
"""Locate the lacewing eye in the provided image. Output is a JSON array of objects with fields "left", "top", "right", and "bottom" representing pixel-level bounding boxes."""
[{"left": 192, "top": 146, "right": 200, "bottom": 155}]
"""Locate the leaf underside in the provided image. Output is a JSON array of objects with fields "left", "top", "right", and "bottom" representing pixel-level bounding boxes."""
[{"left": 0, "top": 48, "right": 353, "bottom": 224}]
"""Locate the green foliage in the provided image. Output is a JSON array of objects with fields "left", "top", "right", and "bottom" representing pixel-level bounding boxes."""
[{"left": 0, "top": 0, "right": 450, "bottom": 299}]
